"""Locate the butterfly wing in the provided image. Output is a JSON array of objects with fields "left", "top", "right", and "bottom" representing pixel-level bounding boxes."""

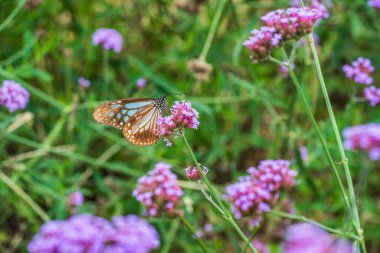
[
  {"left": 93, "top": 98, "right": 155, "bottom": 130},
  {"left": 123, "top": 104, "right": 161, "bottom": 146},
  {"left": 93, "top": 98, "right": 162, "bottom": 146}
]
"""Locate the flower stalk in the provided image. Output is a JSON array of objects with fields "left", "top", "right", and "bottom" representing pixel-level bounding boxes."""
[
  {"left": 307, "top": 33, "right": 366, "bottom": 252},
  {"left": 181, "top": 134, "right": 258, "bottom": 253}
]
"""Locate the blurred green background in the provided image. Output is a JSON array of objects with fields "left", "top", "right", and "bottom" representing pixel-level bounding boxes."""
[{"left": 0, "top": 0, "right": 379, "bottom": 252}]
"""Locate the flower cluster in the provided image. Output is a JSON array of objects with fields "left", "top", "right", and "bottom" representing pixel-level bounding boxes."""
[
  {"left": 243, "top": 27, "right": 282, "bottom": 62},
  {"left": 261, "top": 8, "right": 324, "bottom": 40},
  {"left": 185, "top": 164, "right": 208, "bottom": 181},
  {"left": 92, "top": 28, "right": 123, "bottom": 53},
  {"left": 291, "top": 0, "right": 330, "bottom": 19},
  {"left": 369, "top": 0, "right": 380, "bottom": 9},
  {"left": 156, "top": 100, "right": 199, "bottom": 146},
  {"left": 28, "top": 214, "right": 160, "bottom": 253},
  {"left": 133, "top": 162, "right": 183, "bottom": 217},
  {"left": 364, "top": 86, "right": 380, "bottom": 106},
  {"left": 283, "top": 223, "right": 356, "bottom": 253},
  {"left": 343, "top": 57, "right": 374, "bottom": 85},
  {"left": 343, "top": 123, "right": 380, "bottom": 161},
  {"left": 78, "top": 77, "right": 91, "bottom": 88},
  {"left": 0, "top": 80, "right": 30, "bottom": 113},
  {"left": 243, "top": 7, "right": 323, "bottom": 62},
  {"left": 225, "top": 160, "right": 297, "bottom": 224}
]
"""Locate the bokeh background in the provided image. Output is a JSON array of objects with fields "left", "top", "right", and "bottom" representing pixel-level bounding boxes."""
[{"left": 1, "top": 0, "right": 380, "bottom": 252}]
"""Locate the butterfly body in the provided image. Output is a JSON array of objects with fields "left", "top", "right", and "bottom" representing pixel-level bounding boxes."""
[{"left": 93, "top": 96, "right": 166, "bottom": 146}]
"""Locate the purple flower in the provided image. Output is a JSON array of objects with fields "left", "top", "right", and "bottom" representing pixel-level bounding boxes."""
[
  {"left": 105, "top": 215, "right": 160, "bottom": 253},
  {"left": 261, "top": 7, "right": 324, "bottom": 40},
  {"left": 300, "top": 146, "right": 309, "bottom": 161},
  {"left": 92, "top": 28, "right": 123, "bottom": 53},
  {"left": 291, "top": 0, "right": 330, "bottom": 19},
  {"left": 136, "top": 77, "right": 147, "bottom": 88},
  {"left": 343, "top": 57, "right": 374, "bottom": 85},
  {"left": 343, "top": 123, "right": 380, "bottom": 161},
  {"left": 156, "top": 100, "right": 199, "bottom": 146},
  {"left": 28, "top": 214, "right": 160, "bottom": 253},
  {"left": 283, "top": 223, "right": 357, "bottom": 253},
  {"left": 364, "top": 86, "right": 380, "bottom": 106},
  {"left": 78, "top": 77, "right": 91, "bottom": 88},
  {"left": 283, "top": 223, "right": 333, "bottom": 253},
  {"left": 133, "top": 162, "right": 183, "bottom": 217},
  {"left": 66, "top": 191, "right": 84, "bottom": 208},
  {"left": 0, "top": 80, "right": 30, "bottom": 112},
  {"left": 225, "top": 160, "right": 297, "bottom": 224},
  {"left": 369, "top": 0, "right": 380, "bottom": 8},
  {"left": 185, "top": 165, "right": 208, "bottom": 181},
  {"left": 243, "top": 26, "right": 282, "bottom": 63},
  {"left": 252, "top": 238, "right": 270, "bottom": 253}
]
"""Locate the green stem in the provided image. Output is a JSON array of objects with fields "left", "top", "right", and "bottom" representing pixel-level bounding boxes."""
[
  {"left": 269, "top": 210, "right": 359, "bottom": 241},
  {"left": 0, "top": 170, "right": 50, "bottom": 222},
  {"left": 0, "top": 0, "right": 27, "bottom": 34},
  {"left": 181, "top": 134, "right": 258, "bottom": 253},
  {"left": 199, "top": 0, "right": 228, "bottom": 60},
  {"left": 180, "top": 216, "right": 213, "bottom": 253},
  {"left": 196, "top": 181, "right": 227, "bottom": 218},
  {"left": 307, "top": 34, "right": 366, "bottom": 252},
  {"left": 272, "top": 50, "right": 353, "bottom": 219}
]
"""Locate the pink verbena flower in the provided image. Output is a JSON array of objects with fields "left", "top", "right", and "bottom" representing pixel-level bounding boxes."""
[
  {"left": 225, "top": 160, "right": 297, "bottom": 224},
  {"left": 185, "top": 165, "right": 208, "bottom": 181},
  {"left": 156, "top": 100, "right": 199, "bottom": 146},
  {"left": 343, "top": 57, "right": 374, "bottom": 85},
  {"left": 369, "top": 0, "right": 380, "bottom": 8},
  {"left": 252, "top": 238, "right": 270, "bottom": 253},
  {"left": 66, "top": 191, "right": 84, "bottom": 208},
  {"left": 136, "top": 77, "right": 147, "bottom": 88},
  {"left": 243, "top": 26, "right": 282, "bottom": 62},
  {"left": 78, "top": 77, "right": 91, "bottom": 88},
  {"left": 133, "top": 162, "right": 183, "bottom": 217},
  {"left": 104, "top": 215, "right": 160, "bottom": 253},
  {"left": 283, "top": 223, "right": 357, "bottom": 253},
  {"left": 28, "top": 214, "right": 160, "bottom": 253},
  {"left": 92, "top": 28, "right": 123, "bottom": 53},
  {"left": 261, "top": 7, "right": 324, "bottom": 40},
  {"left": 291, "top": 0, "right": 330, "bottom": 19},
  {"left": 364, "top": 86, "right": 380, "bottom": 106},
  {"left": 0, "top": 80, "right": 30, "bottom": 112},
  {"left": 343, "top": 123, "right": 380, "bottom": 161},
  {"left": 283, "top": 223, "right": 334, "bottom": 253}
]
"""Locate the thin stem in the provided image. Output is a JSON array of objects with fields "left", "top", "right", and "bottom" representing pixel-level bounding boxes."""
[
  {"left": 199, "top": 0, "right": 228, "bottom": 61},
  {"left": 0, "top": 170, "right": 50, "bottom": 222},
  {"left": 269, "top": 210, "right": 360, "bottom": 241},
  {"left": 0, "top": 0, "right": 27, "bottom": 34},
  {"left": 196, "top": 181, "right": 227, "bottom": 218},
  {"left": 180, "top": 216, "right": 213, "bottom": 253},
  {"left": 273, "top": 50, "right": 352, "bottom": 218},
  {"left": 181, "top": 134, "right": 258, "bottom": 253},
  {"left": 307, "top": 34, "right": 366, "bottom": 252}
]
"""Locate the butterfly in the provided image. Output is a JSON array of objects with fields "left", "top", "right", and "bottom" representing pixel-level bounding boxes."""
[{"left": 93, "top": 96, "right": 167, "bottom": 146}]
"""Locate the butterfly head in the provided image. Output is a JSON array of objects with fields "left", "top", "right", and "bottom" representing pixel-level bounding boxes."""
[{"left": 155, "top": 96, "right": 167, "bottom": 113}]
